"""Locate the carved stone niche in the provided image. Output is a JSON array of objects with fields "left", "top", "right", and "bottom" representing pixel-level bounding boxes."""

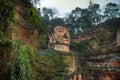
[{"left": 49, "top": 26, "right": 70, "bottom": 51}]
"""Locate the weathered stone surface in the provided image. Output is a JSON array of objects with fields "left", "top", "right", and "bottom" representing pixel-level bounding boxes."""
[
  {"left": 49, "top": 26, "right": 70, "bottom": 51},
  {"left": 116, "top": 28, "right": 120, "bottom": 46},
  {"left": 71, "top": 26, "right": 108, "bottom": 43}
]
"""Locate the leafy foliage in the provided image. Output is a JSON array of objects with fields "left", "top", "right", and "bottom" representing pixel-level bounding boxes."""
[
  {"left": 88, "top": 2, "right": 102, "bottom": 25},
  {"left": 42, "top": 7, "right": 58, "bottom": 20},
  {"left": 104, "top": 3, "right": 120, "bottom": 20},
  {"left": 10, "top": 40, "right": 35, "bottom": 80},
  {"left": 0, "top": 0, "right": 16, "bottom": 30},
  {"left": 0, "top": 0, "right": 16, "bottom": 79},
  {"left": 64, "top": 2, "right": 120, "bottom": 34},
  {"left": 28, "top": 8, "right": 40, "bottom": 27}
]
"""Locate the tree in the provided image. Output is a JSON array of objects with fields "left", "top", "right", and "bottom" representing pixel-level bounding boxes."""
[
  {"left": 39, "top": 7, "right": 59, "bottom": 33},
  {"left": 42, "top": 7, "right": 58, "bottom": 20},
  {"left": 88, "top": 1, "right": 102, "bottom": 25},
  {"left": 71, "top": 7, "right": 82, "bottom": 20},
  {"left": 65, "top": 7, "right": 83, "bottom": 33},
  {"left": 65, "top": 7, "right": 93, "bottom": 33},
  {"left": 80, "top": 9, "right": 92, "bottom": 31},
  {"left": 30, "top": 0, "right": 40, "bottom": 7},
  {"left": 104, "top": 3, "right": 120, "bottom": 20},
  {"left": 71, "top": 7, "right": 82, "bottom": 33},
  {"left": 65, "top": 13, "right": 76, "bottom": 33}
]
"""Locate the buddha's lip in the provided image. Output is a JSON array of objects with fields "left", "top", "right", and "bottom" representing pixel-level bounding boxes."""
[{"left": 63, "top": 39, "right": 69, "bottom": 43}]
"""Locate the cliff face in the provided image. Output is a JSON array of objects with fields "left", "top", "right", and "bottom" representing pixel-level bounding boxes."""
[
  {"left": 70, "top": 19, "right": 120, "bottom": 80},
  {"left": 116, "top": 28, "right": 120, "bottom": 46},
  {"left": 71, "top": 25, "right": 111, "bottom": 43},
  {"left": 0, "top": 0, "right": 39, "bottom": 49},
  {"left": 12, "top": 1, "right": 38, "bottom": 49},
  {"left": 0, "top": 0, "right": 39, "bottom": 79}
]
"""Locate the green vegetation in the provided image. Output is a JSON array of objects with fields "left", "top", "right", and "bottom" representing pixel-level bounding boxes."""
[
  {"left": 0, "top": 0, "right": 16, "bottom": 79},
  {"left": 9, "top": 41, "right": 70, "bottom": 80},
  {"left": 0, "top": 0, "right": 16, "bottom": 30},
  {"left": 38, "top": 34, "right": 48, "bottom": 49},
  {"left": 32, "top": 49, "right": 73, "bottom": 80},
  {"left": 10, "top": 40, "right": 35, "bottom": 80},
  {"left": 0, "top": 0, "right": 120, "bottom": 80},
  {"left": 28, "top": 8, "right": 40, "bottom": 27}
]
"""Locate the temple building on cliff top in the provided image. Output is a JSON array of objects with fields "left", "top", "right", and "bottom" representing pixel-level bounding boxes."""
[{"left": 48, "top": 26, "right": 70, "bottom": 51}]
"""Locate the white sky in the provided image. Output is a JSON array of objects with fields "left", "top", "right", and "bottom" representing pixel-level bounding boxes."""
[{"left": 40, "top": 0, "right": 120, "bottom": 16}]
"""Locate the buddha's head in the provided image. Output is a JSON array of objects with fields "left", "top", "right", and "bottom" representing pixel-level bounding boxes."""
[{"left": 52, "top": 26, "right": 70, "bottom": 45}]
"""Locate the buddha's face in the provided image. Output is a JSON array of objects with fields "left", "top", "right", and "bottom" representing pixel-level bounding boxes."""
[{"left": 52, "top": 26, "right": 70, "bottom": 45}]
